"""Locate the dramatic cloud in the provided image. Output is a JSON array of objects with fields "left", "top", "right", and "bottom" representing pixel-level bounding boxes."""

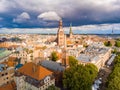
[
  {"left": 38, "top": 11, "right": 61, "bottom": 21},
  {"left": 0, "top": 0, "right": 17, "bottom": 13},
  {"left": 0, "top": 0, "right": 120, "bottom": 29},
  {"left": 13, "top": 12, "right": 30, "bottom": 23},
  {"left": 0, "top": 0, "right": 11, "bottom": 12}
]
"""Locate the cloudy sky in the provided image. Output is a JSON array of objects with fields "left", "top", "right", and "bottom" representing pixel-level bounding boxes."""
[{"left": 0, "top": 0, "right": 120, "bottom": 34}]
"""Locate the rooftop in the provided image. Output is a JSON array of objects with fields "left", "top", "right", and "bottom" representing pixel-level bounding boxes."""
[
  {"left": 2, "top": 57, "right": 17, "bottom": 67},
  {"left": 0, "top": 48, "right": 11, "bottom": 60},
  {"left": 15, "top": 64, "right": 23, "bottom": 69},
  {"left": 18, "top": 62, "right": 53, "bottom": 80},
  {"left": 0, "top": 64, "right": 5, "bottom": 72},
  {"left": 41, "top": 60, "right": 65, "bottom": 72},
  {"left": 0, "top": 81, "right": 16, "bottom": 90},
  {"left": 77, "top": 44, "right": 111, "bottom": 63}
]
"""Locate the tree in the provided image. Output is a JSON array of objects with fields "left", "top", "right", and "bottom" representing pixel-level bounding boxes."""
[
  {"left": 104, "top": 41, "right": 112, "bottom": 47},
  {"left": 11, "top": 37, "right": 22, "bottom": 42},
  {"left": 69, "top": 56, "right": 78, "bottom": 67},
  {"left": 115, "top": 40, "right": 120, "bottom": 47},
  {"left": 106, "top": 53, "right": 120, "bottom": 90},
  {"left": 63, "top": 64, "right": 98, "bottom": 90},
  {"left": 107, "top": 76, "right": 120, "bottom": 90},
  {"left": 46, "top": 85, "right": 60, "bottom": 90},
  {"left": 51, "top": 51, "right": 58, "bottom": 61},
  {"left": 83, "top": 43, "right": 88, "bottom": 48},
  {"left": 112, "top": 48, "right": 118, "bottom": 54},
  {"left": 42, "top": 46, "right": 47, "bottom": 50}
]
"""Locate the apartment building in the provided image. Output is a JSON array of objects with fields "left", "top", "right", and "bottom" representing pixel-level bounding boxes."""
[
  {"left": 77, "top": 42, "right": 111, "bottom": 70},
  {"left": 0, "top": 64, "right": 14, "bottom": 86}
]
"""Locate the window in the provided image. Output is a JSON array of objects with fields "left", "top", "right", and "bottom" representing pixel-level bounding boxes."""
[
  {"left": 5, "top": 73, "right": 8, "bottom": 75},
  {"left": 2, "top": 74, "right": 4, "bottom": 76},
  {"left": 48, "top": 78, "right": 50, "bottom": 81}
]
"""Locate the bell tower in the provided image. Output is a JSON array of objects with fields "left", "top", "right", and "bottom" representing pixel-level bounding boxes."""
[{"left": 57, "top": 20, "right": 65, "bottom": 47}]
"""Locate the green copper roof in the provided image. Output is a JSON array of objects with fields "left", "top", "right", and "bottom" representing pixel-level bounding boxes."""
[{"left": 70, "top": 23, "right": 73, "bottom": 34}]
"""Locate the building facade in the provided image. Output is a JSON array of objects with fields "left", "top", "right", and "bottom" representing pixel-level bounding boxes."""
[
  {"left": 0, "top": 64, "right": 14, "bottom": 86},
  {"left": 77, "top": 43, "right": 111, "bottom": 70},
  {"left": 15, "top": 62, "right": 55, "bottom": 90}
]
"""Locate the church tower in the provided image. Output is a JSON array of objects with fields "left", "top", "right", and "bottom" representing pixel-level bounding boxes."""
[
  {"left": 62, "top": 33, "right": 69, "bottom": 68},
  {"left": 69, "top": 23, "right": 73, "bottom": 38},
  {"left": 57, "top": 20, "right": 65, "bottom": 47},
  {"left": 57, "top": 20, "right": 69, "bottom": 68},
  {"left": 62, "top": 48, "right": 69, "bottom": 68}
]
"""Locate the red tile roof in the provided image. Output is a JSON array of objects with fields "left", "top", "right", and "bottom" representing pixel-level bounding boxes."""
[
  {"left": 18, "top": 62, "right": 53, "bottom": 80},
  {"left": 0, "top": 81, "right": 16, "bottom": 90},
  {"left": 2, "top": 57, "right": 17, "bottom": 67}
]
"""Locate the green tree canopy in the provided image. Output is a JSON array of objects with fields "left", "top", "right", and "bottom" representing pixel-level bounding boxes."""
[
  {"left": 104, "top": 41, "right": 112, "bottom": 47},
  {"left": 69, "top": 56, "right": 78, "bottom": 67},
  {"left": 112, "top": 48, "right": 118, "bottom": 54},
  {"left": 46, "top": 85, "right": 60, "bottom": 90},
  {"left": 63, "top": 64, "right": 98, "bottom": 90},
  {"left": 115, "top": 40, "right": 120, "bottom": 47},
  {"left": 106, "top": 53, "right": 120, "bottom": 90},
  {"left": 51, "top": 51, "right": 58, "bottom": 61}
]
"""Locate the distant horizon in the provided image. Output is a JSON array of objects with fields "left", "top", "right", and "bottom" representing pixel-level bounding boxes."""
[
  {"left": 0, "top": 23, "right": 120, "bottom": 34},
  {"left": 0, "top": 33, "right": 120, "bottom": 35},
  {"left": 0, "top": 31, "right": 119, "bottom": 35}
]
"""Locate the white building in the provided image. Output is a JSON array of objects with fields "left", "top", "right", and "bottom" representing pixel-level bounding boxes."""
[{"left": 77, "top": 43, "right": 111, "bottom": 70}]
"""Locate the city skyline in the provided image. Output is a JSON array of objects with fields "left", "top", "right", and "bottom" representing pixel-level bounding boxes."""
[{"left": 0, "top": 23, "right": 120, "bottom": 34}]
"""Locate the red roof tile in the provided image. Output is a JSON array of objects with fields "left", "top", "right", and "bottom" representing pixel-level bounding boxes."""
[
  {"left": 18, "top": 62, "right": 53, "bottom": 80},
  {"left": 0, "top": 81, "right": 16, "bottom": 90}
]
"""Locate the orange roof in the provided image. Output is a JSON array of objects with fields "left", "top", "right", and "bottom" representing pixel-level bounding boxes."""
[
  {"left": 0, "top": 81, "right": 16, "bottom": 90},
  {"left": 35, "top": 46, "right": 47, "bottom": 50},
  {"left": 67, "top": 40, "right": 72, "bottom": 44},
  {"left": 8, "top": 45, "right": 19, "bottom": 48},
  {"left": 18, "top": 62, "right": 53, "bottom": 80},
  {"left": 2, "top": 57, "right": 17, "bottom": 67}
]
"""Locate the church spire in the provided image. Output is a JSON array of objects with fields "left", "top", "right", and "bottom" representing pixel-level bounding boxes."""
[
  {"left": 59, "top": 19, "right": 63, "bottom": 29},
  {"left": 70, "top": 23, "right": 72, "bottom": 34},
  {"left": 69, "top": 23, "right": 73, "bottom": 38}
]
